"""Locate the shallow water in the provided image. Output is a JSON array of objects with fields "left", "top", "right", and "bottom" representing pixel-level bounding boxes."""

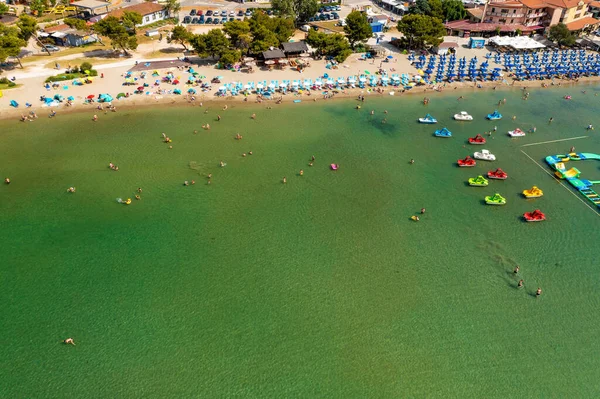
[{"left": 1, "top": 85, "right": 600, "bottom": 397}]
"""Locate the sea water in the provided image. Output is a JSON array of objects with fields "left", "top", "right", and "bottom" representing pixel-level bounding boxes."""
[{"left": 1, "top": 85, "right": 600, "bottom": 397}]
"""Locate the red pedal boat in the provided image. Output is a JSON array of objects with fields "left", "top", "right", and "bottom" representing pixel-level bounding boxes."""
[
  {"left": 524, "top": 209, "right": 546, "bottom": 222},
  {"left": 487, "top": 168, "right": 508, "bottom": 179},
  {"left": 457, "top": 156, "right": 476, "bottom": 167},
  {"left": 468, "top": 134, "right": 486, "bottom": 145}
]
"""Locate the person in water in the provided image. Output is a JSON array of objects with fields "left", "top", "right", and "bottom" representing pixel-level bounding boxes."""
[
  {"left": 420, "top": 208, "right": 425, "bottom": 214},
  {"left": 517, "top": 280, "right": 524, "bottom": 288},
  {"left": 299, "top": 169, "right": 304, "bottom": 176},
  {"left": 311, "top": 155, "right": 315, "bottom": 161},
  {"left": 514, "top": 266, "right": 520, "bottom": 274},
  {"left": 137, "top": 188, "right": 142, "bottom": 193},
  {"left": 536, "top": 287, "right": 542, "bottom": 297},
  {"left": 4, "top": 178, "right": 10, "bottom": 184},
  {"left": 549, "top": 117, "right": 554, "bottom": 123},
  {"left": 220, "top": 161, "right": 225, "bottom": 167},
  {"left": 410, "top": 159, "right": 415, "bottom": 164},
  {"left": 64, "top": 338, "right": 75, "bottom": 345},
  {"left": 283, "top": 177, "right": 287, "bottom": 184}
]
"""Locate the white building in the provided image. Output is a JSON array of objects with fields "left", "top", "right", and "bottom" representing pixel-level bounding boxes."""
[{"left": 107, "top": 2, "right": 166, "bottom": 27}]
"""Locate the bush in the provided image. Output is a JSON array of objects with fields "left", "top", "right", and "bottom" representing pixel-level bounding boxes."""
[
  {"left": 0, "top": 77, "right": 16, "bottom": 87},
  {"left": 44, "top": 69, "right": 98, "bottom": 83},
  {"left": 80, "top": 61, "right": 93, "bottom": 73}
]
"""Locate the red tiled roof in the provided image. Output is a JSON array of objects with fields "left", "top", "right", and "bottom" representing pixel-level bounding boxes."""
[
  {"left": 565, "top": 16, "right": 600, "bottom": 29},
  {"left": 108, "top": 2, "right": 164, "bottom": 19},
  {"left": 467, "top": 7, "right": 484, "bottom": 19},
  {"left": 439, "top": 42, "right": 459, "bottom": 48},
  {"left": 520, "top": 0, "right": 548, "bottom": 8},
  {"left": 445, "top": 19, "right": 542, "bottom": 32},
  {"left": 543, "top": 0, "right": 591, "bottom": 8},
  {"left": 44, "top": 24, "right": 70, "bottom": 33},
  {"left": 589, "top": 0, "right": 600, "bottom": 7}
]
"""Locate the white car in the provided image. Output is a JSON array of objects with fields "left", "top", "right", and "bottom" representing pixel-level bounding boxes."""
[
  {"left": 229, "top": 10, "right": 235, "bottom": 16},
  {"left": 300, "top": 24, "right": 311, "bottom": 32}
]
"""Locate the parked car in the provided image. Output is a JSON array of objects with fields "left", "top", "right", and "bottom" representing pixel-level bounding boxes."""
[
  {"left": 206, "top": 10, "right": 213, "bottom": 16},
  {"left": 190, "top": 9, "right": 196, "bottom": 15},
  {"left": 220, "top": 10, "right": 227, "bottom": 16},
  {"left": 213, "top": 19, "right": 220, "bottom": 24},
  {"left": 45, "top": 45, "right": 60, "bottom": 52},
  {"left": 220, "top": 17, "right": 227, "bottom": 23},
  {"left": 198, "top": 10, "right": 203, "bottom": 15},
  {"left": 308, "top": 17, "right": 315, "bottom": 22},
  {"left": 229, "top": 10, "right": 235, "bottom": 16},
  {"left": 206, "top": 17, "right": 213, "bottom": 23},
  {"left": 245, "top": 10, "right": 252, "bottom": 16},
  {"left": 331, "top": 12, "right": 339, "bottom": 19},
  {"left": 319, "top": 7, "right": 324, "bottom": 12},
  {"left": 198, "top": 16, "right": 205, "bottom": 24},
  {"left": 266, "top": 9, "right": 273, "bottom": 15},
  {"left": 335, "top": 5, "right": 341, "bottom": 10},
  {"left": 237, "top": 10, "right": 244, "bottom": 16},
  {"left": 191, "top": 17, "right": 198, "bottom": 23},
  {"left": 300, "top": 24, "right": 311, "bottom": 32},
  {"left": 229, "top": 17, "right": 234, "bottom": 22},
  {"left": 183, "top": 16, "right": 191, "bottom": 23},
  {"left": 319, "top": 13, "right": 327, "bottom": 20}
]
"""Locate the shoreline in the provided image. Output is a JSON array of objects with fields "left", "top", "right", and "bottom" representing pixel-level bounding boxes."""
[{"left": 2, "top": 75, "right": 599, "bottom": 122}]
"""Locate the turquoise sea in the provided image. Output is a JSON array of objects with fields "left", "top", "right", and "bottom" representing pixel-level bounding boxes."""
[{"left": 1, "top": 85, "right": 600, "bottom": 397}]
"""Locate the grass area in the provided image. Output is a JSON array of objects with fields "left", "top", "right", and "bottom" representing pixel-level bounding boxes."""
[
  {"left": 0, "top": 83, "right": 22, "bottom": 90},
  {"left": 22, "top": 44, "right": 107, "bottom": 64},
  {"left": 311, "top": 21, "right": 344, "bottom": 33}
]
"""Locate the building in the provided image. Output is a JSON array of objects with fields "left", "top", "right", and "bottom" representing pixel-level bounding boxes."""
[
  {"left": 107, "top": 2, "right": 166, "bottom": 27},
  {"left": 447, "top": 0, "right": 599, "bottom": 36},
  {"left": 589, "top": 1, "right": 600, "bottom": 18},
  {"left": 40, "top": 24, "right": 98, "bottom": 47}
]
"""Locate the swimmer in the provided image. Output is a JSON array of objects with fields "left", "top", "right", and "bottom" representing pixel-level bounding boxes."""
[
  {"left": 371, "top": 110, "right": 374, "bottom": 115},
  {"left": 536, "top": 287, "right": 542, "bottom": 297},
  {"left": 184, "top": 181, "right": 189, "bottom": 186},
  {"left": 415, "top": 216, "right": 420, "bottom": 221},
  {"left": 92, "top": 115, "right": 98, "bottom": 122},
  {"left": 410, "top": 159, "right": 415, "bottom": 164},
  {"left": 4, "top": 178, "right": 10, "bottom": 184},
  {"left": 384, "top": 110, "right": 388, "bottom": 114},
  {"left": 242, "top": 153, "right": 247, "bottom": 157},
  {"left": 63, "top": 338, "right": 75, "bottom": 346},
  {"left": 67, "top": 187, "right": 76, "bottom": 193},
  {"left": 299, "top": 169, "right": 304, "bottom": 176},
  {"left": 207, "top": 174, "right": 212, "bottom": 179},
  {"left": 309, "top": 162, "right": 313, "bottom": 167},
  {"left": 570, "top": 146, "right": 575, "bottom": 153},
  {"left": 135, "top": 195, "right": 141, "bottom": 200},
  {"left": 162, "top": 133, "right": 166, "bottom": 138},
  {"left": 249, "top": 151, "right": 253, "bottom": 155},
  {"left": 191, "top": 180, "right": 195, "bottom": 185},
  {"left": 282, "top": 177, "right": 287, "bottom": 184},
  {"left": 587, "top": 124, "right": 594, "bottom": 130},
  {"left": 514, "top": 266, "right": 519, "bottom": 274},
  {"left": 217, "top": 115, "right": 221, "bottom": 121},
  {"left": 251, "top": 113, "right": 256, "bottom": 119},
  {"left": 206, "top": 124, "right": 210, "bottom": 130},
  {"left": 168, "top": 145, "right": 173, "bottom": 149},
  {"left": 512, "top": 115, "right": 516, "bottom": 120},
  {"left": 517, "top": 279, "right": 524, "bottom": 288},
  {"left": 207, "top": 180, "right": 211, "bottom": 185},
  {"left": 493, "top": 126, "right": 497, "bottom": 132},
  {"left": 220, "top": 161, "right": 225, "bottom": 167},
  {"left": 532, "top": 127, "right": 537, "bottom": 133},
  {"left": 420, "top": 208, "right": 425, "bottom": 214},
  {"left": 194, "top": 130, "right": 197, "bottom": 135},
  {"left": 311, "top": 155, "right": 315, "bottom": 161},
  {"left": 137, "top": 188, "right": 142, "bottom": 193},
  {"left": 223, "top": 105, "right": 228, "bottom": 110},
  {"left": 549, "top": 117, "right": 554, "bottom": 123}
]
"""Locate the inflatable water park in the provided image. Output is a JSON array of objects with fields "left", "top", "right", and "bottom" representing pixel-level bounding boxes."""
[{"left": 546, "top": 152, "right": 600, "bottom": 208}]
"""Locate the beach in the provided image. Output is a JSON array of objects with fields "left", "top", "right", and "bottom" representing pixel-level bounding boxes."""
[{"left": 1, "top": 83, "right": 600, "bottom": 396}]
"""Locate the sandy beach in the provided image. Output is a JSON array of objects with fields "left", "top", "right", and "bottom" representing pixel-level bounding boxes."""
[{"left": 2, "top": 41, "right": 600, "bottom": 121}]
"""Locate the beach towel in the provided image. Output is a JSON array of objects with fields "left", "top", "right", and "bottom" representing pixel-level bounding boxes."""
[{"left": 10, "top": 100, "right": 18, "bottom": 107}]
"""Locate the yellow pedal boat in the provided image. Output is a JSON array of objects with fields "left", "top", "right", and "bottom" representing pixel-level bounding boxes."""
[{"left": 523, "top": 186, "right": 543, "bottom": 198}]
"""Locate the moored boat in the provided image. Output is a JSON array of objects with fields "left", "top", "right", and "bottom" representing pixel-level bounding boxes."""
[
  {"left": 522, "top": 186, "right": 543, "bottom": 198},
  {"left": 457, "top": 156, "right": 476, "bottom": 167},
  {"left": 434, "top": 127, "right": 452, "bottom": 138},
  {"left": 473, "top": 149, "right": 496, "bottom": 161},
  {"left": 487, "top": 110, "right": 502, "bottom": 120},
  {"left": 418, "top": 114, "right": 437, "bottom": 124},
  {"left": 524, "top": 209, "right": 546, "bottom": 222},
  {"left": 468, "top": 175, "right": 489, "bottom": 186},
  {"left": 508, "top": 128, "right": 526, "bottom": 137},
  {"left": 485, "top": 193, "right": 506, "bottom": 205},
  {"left": 487, "top": 168, "right": 508, "bottom": 180},
  {"left": 468, "top": 134, "right": 486, "bottom": 145},
  {"left": 454, "top": 111, "right": 473, "bottom": 121}
]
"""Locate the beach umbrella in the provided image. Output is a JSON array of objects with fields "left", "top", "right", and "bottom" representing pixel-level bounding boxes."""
[
  {"left": 256, "top": 83, "right": 264, "bottom": 89},
  {"left": 364, "top": 70, "right": 371, "bottom": 74},
  {"left": 117, "top": 93, "right": 126, "bottom": 99},
  {"left": 86, "top": 94, "right": 94, "bottom": 99},
  {"left": 187, "top": 88, "right": 196, "bottom": 94},
  {"left": 67, "top": 96, "right": 75, "bottom": 101}
]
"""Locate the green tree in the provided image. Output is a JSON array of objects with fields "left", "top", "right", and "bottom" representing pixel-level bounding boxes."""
[
  {"left": 249, "top": 24, "right": 279, "bottom": 53},
  {"left": 0, "top": 23, "right": 27, "bottom": 68},
  {"left": 223, "top": 19, "right": 250, "bottom": 49},
  {"left": 94, "top": 16, "right": 138, "bottom": 55},
  {"left": 219, "top": 48, "right": 241, "bottom": 65},
  {"left": 442, "top": 0, "right": 467, "bottom": 21},
  {"left": 306, "top": 29, "right": 351, "bottom": 62},
  {"left": 80, "top": 61, "right": 93, "bottom": 73},
  {"left": 191, "top": 29, "right": 230, "bottom": 58},
  {"left": 515, "top": 28, "right": 522, "bottom": 36},
  {"left": 249, "top": 11, "right": 294, "bottom": 44},
  {"left": 16, "top": 14, "right": 37, "bottom": 41},
  {"left": 408, "top": 0, "right": 431, "bottom": 15},
  {"left": 122, "top": 11, "right": 143, "bottom": 34},
  {"left": 428, "top": 0, "right": 444, "bottom": 20},
  {"left": 271, "top": 0, "right": 318, "bottom": 25},
  {"left": 163, "top": 0, "right": 181, "bottom": 17},
  {"left": 0, "top": 3, "right": 9, "bottom": 15},
  {"left": 344, "top": 10, "right": 371, "bottom": 48},
  {"left": 548, "top": 22, "right": 575, "bottom": 47},
  {"left": 64, "top": 18, "right": 88, "bottom": 31},
  {"left": 169, "top": 25, "right": 192, "bottom": 50},
  {"left": 29, "top": 0, "right": 47, "bottom": 16},
  {"left": 396, "top": 14, "right": 445, "bottom": 49}
]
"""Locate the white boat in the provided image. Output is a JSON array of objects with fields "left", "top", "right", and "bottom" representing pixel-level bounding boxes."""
[
  {"left": 454, "top": 111, "right": 473, "bottom": 121},
  {"left": 473, "top": 149, "right": 496, "bottom": 161},
  {"left": 508, "top": 128, "right": 526, "bottom": 137}
]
